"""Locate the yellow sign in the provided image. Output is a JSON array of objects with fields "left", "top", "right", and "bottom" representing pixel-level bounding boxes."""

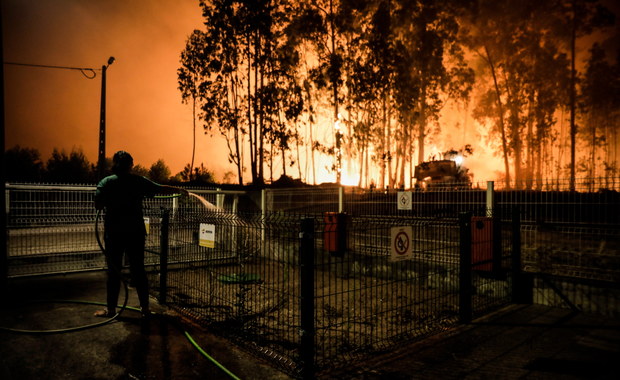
[
  {"left": 199, "top": 223, "right": 215, "bottom": 248},
  {"left": 144, "top": 217, "right": 150, "bottom": 235}
]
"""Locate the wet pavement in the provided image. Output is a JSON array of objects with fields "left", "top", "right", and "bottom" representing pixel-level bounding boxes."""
[{"left": 1, "top": 272, "right": 619, "bottom": 379}]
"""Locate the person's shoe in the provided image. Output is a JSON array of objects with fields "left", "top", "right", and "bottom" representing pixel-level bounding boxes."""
[
  {"left": 140, "top": 308, "right": 151, "bottom": 319},
  {"left": 93, "top": 309, "right": 115, "bottom": 318}
]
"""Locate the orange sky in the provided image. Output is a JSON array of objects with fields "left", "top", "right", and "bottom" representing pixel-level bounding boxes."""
[
  {"left": 3, "top": 0, "right": 233, "bottom": 180},
  {"left": 3, "top": 1, "right": 618, "bottom": 186}
]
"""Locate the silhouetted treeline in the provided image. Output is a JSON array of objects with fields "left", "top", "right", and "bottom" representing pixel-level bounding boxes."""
[{"left": 3, "top": 145, "right": 215, "bottom": 185}]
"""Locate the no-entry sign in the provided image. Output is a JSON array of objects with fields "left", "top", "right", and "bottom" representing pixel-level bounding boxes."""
[{"left": 390, "top": 226, "right": 412, "bottom": 261}]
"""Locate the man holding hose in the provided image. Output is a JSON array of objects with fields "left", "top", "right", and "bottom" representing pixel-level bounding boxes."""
[{"left": 94, "top": 150, "right": 188, "bottom": 318}]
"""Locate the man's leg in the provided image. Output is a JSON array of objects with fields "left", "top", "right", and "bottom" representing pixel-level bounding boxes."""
[
  {"left": 101, "top": 233, "right": 124, "bottom": 316},
  {"left": 127, "top": 233, "right": 149, "bottom": 315}
]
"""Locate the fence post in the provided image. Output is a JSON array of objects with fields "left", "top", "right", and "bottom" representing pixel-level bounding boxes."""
[
  {"left": 216, "top": 188, "right": 224, "bottom": 209},
  {"left": 159, "top": 208, "right": 170, "bottom": 305},
  {"left": 300, "top": 218, "right": 315, "bottom": 380},
  {"left": 511, "top": 208, "right": 531, "bottom": 303},
  {"left": 488, "top": 181, "right": 502, "bottom": 276},
  {"left": 459, "top": 212, "right": 472, "bottom": 324},
  {"left": 338, "top": 185, "right": 344, "bottom": 213},
  {"left": 486, "top": 181, "right": 494, "bottom": 217},
  {"left": 1, "top": 184, "right": 7, "bottom": 295}
]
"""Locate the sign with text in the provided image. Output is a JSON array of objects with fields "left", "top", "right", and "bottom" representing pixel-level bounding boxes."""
[
  {"left": 199, "top": 223, "right": 215, "bottom": 248},
  {"left": 390, "top": 226, "right": 412, "bottom": 261}
]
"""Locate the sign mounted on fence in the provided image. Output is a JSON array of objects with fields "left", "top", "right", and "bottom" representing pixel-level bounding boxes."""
[
  {"left": 199, "top": 223, "right": 215, "bottom": 248},
  {"left": 390, "top": 226, "right": 412, "bottom": 261},
  {"left": 397, "top": 191, "right": 412, "bottom": 210},
  {"left": 144, "top": 217, "right": 150, "bottom": 235}
]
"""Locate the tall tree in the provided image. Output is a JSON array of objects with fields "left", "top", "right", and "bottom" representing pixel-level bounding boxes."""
[
  {"left": 295, "top": 0, "right": 346, "bottom": 183},
  {"left": 45, "top": 148, "right": 94, "bottom": 183},
  {"left": 564, "top": 0, "right": 615, "bottom": 190},
  {"left": 178, "top": 30, "right": 209, "bottom": 180},
  {"left": 390, "top": 0, "right": 473, "bottom": 187},
  {"left": 582, "top": 43, "right": 620, "bottom": 185},
  {"left": 4, "top": 145, "right": 43, "bottom": 182},
  {"left": 180, "top": 0, "right": 302, "bottom": 185},
  {"left": 148, "top": 159, "right": 171, "bottom": 184}
]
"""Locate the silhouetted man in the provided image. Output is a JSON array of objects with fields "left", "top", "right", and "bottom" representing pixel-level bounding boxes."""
[{"left": 94, "top": 150, "right": 187, "bottom": 318}]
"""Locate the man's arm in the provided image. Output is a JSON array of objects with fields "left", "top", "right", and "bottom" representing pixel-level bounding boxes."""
[{"left": 157, "top": 185, "right": 189, "bottom": 196}]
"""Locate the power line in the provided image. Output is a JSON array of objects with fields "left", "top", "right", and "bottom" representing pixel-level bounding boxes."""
[{"left": 3, "top": 61, "right": 99, "bottom": 79}]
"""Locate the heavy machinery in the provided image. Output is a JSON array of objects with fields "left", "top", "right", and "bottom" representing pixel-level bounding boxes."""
[{"left": 413, "top": 158, "right": 472, "bottom": 189}]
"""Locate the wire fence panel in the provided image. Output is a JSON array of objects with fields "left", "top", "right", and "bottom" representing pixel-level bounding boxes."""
[
  {"left": 343, "top": 188, "right": 488, "bottom": 217},
  {"left": 5, "top": 184, "right": 229, "bottom": 277},
  {"left": 149, "top": 208, "right": 515, "bottom": 377},
  {"left": 265, "top": 187, "right": 341, "bottom": 214},
  {"left": 148, "top": 211, "right": 303, "bottom": 374},
  {"left": 6, "top": 185, "right": 103, "bottom": 276},
  {"left": 312, "top": 216, "right": 464, "bottom": 371}
]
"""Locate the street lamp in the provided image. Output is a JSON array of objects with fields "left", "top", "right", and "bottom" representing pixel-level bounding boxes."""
[{"left": 97, "top": 56, "right": 115, "bottom": 179}]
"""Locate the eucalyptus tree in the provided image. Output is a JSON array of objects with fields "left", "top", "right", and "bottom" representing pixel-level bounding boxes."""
[
  {"left": 522, "top": 37, "right": 570, "bottom": 188},
  {"left": 344, "top": 0, "right": 395, "bottom": 188},
  {"left": 561, "top": 0, "right": 615, "bottom": 190},
  {"left": 178, "top": 30, "right": 208, "bottom": 179},
  {"left": 294, "top": 0, "right": 347, "bottom": 183},
  {"left": 179, "top": 0, "right": 303, "bottom": 185},
  {"left": 466, "top": 1, "right": 553, "bottom": 186},
  {"left": 582, "top": 43, "right": 620, "bottom": 184},
  {"left": 390, "top": 0, "right": 473, "bottom": 188},
  {"left": 177, "top": 19, "right": 245, "bottom": 184},
  {"left": 466, "top": 0, "right": 614, "bottom": 188}
]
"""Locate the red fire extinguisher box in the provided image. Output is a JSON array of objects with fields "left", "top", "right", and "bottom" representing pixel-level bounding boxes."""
[
  {"left": 323, "top": 212, "right": 349, "bottom": 257},
  {"left": 471, "top": 216, "right": 493, "bottom": 271}
]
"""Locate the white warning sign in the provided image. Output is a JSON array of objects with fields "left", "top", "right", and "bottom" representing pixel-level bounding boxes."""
[
  {"left": 199, "top": 223, "right": 215, "bottom": 248},
  {"left": 397, "top": 191, "right": 412, "bottom": 210},
  {"left": 144, "top": 217, "right": 150, "bottom": 235},
  {"left": 390, "top": 226, "right": 412, "bottom": 261}
]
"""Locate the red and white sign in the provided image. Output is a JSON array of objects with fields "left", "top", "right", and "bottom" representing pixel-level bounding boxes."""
[{"left": 390, "top": 226, "right": 412, "bottom": 261}]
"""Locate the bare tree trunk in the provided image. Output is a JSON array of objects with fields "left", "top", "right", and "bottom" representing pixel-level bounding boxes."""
[
  {"left": 380, "top": 93, "right": 387, "bottom": 189},
  {"left": 417, "top": 81, "right": 427, "bottom": 166},
  {"left": 484, "top": 45, "right": 511, "bottom": 187},
  {"left": 247, "top": 34, "right": 256, "bottom": 183},
  {"left": 190, "top": 97, "right": 196, "bottom": 180},
  {"left": 231, "top": 73, "right": 243, "bottom": 185},
  {"left": 526, "top": 101, "right": 534, "bottom": 189},
  {"left": 569, "top": 0, "right": 577, "bottom": 191},
  {"left": 387, "top": 105, "right": 394, "bottom": 189}
]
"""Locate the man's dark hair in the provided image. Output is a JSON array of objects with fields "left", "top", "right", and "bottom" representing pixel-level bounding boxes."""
[{"left": 112, "top": 151, "right": 133, "bottom": 174}]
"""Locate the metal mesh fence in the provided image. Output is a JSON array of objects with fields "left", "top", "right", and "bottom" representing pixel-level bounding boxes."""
[
  {"left": 5, "top": 184, "right": 232, "bottom": 276},
  {"left": 264, "top": 179, "right": 620, "bottom": 285},
  {"left": 148, "top": 207, "right": 514, "bottom": 376},
  {"left": 312, "top": 216, "right": 463, "bottom": 371},
  {"left": 6, "top": 184, "right": 102, "bottom": 276},
  {"left": 5, "top": 181, "right": 618, "bottom": 375}
]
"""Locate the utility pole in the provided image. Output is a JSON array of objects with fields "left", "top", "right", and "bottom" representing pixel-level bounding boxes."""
[{"left": 97, "top": 57, "right": 115, "bottom": 179}]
